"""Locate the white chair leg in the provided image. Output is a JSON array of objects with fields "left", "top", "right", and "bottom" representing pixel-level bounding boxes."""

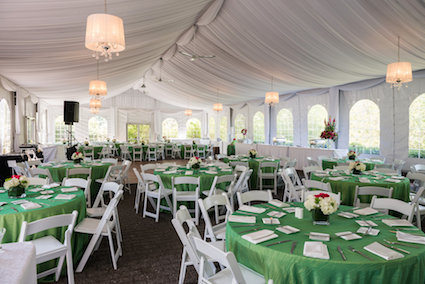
[
  {"left": 142, "top": 192, "right": 148, "bottom": 218},
  {"left": 195, "top": 198, "right": 199, "bottom": 225},
  {"left": 155, "top": 196, "right": 161, "bottom": 222},
  {"left": 178, "top": 249, "right": 188, "bottom": 284},
  {"left": 66, "top": 247, "right": 75, "bottom": 284},
  {"left": 107, "top": 231, "right": 118, "bottom": 270},
  {"left": 164, "top": 194, "right": 173, "bottom": 213},
  {"left": 76, "top": 233, "right": 101, "bottom": 273},
  {"left": 173, "top": 192, "right": 177, "bottom": 218},
  {"left": 135, "top": 188, "right": 140, "bottom": 213},
  {"left": 55, "top": 255, "right": 65, "bottom": 281}
]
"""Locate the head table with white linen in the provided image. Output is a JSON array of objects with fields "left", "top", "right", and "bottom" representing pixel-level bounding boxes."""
[{"left": 226, "top": 203, "right": 425, "bottom": 284}]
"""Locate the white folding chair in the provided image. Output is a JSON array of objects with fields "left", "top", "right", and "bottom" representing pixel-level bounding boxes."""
[
  {"left": 27, "top": 177, "right": 49, "bottom": 186},
  {"left": 302, "top": 166, "right": 321, "bottom": 180},
  {"left": 184, "top": 145, "right": 194, "bottom": 159},
  {"left": 67, "top": 167, "right": 91, "bottom": 179},
  {"left": 197, "top": 145, "right": 207, "bottom": 159},
  {"left": 302, "top": 190, "right": 341, "bottom": 205},
  {"left": 375, "top": 167, "right": 398, "bottom": 175},
  {"left": 411, "top": 187, "right": 425, "bottom": 228},
  {"left": 133, "top": 168, "right": 146, "bottom": 214},
  {"left": 281, "top": 167, "right": 304, "bottom": 202},
  {"left": 83, "top": 146, "right": 94, "bottom": 161},
  {"left": 172, "top": 176, "right": 200, "bottom": 225},
  {"left": 407, "top": 172, "right": 425, "bottom": 193},
  {"left": 241, "top": 169, "right": 253, "bottom": 192},
  {"left": 120, "top": 145, "right": 131, "bottom": 161},
  {"left": 62, "top": 177, "right": 92, "bottom": 207},
  {"left": 353, "top": 186, "right": 393, "bottom": 208},
  {"left": 198, "top": 193, "right": 232, "bottom": 242},
  {"left": 101, "top": 158, "right": 118, "bottom": 165},
  {"left": 141, "top": 163, "right": 157, "bottom": 174},
  {"left": 75, "top": 189, "right": 124, "bottom": 272},
  {"left": 302, "top": 178, "right": 332, "bottom": 192},
  {"left": 411, "top": 164, "right": 425, "bottom": 173},
  {"left": 237, "top": 190, "right": 272, "bottom": 207},
  {"left": 392, "top": 159, "right": 406, "bottom": 175},
  {"left": 147, "top": 145, "right": 157, "bottom": 161},
  {"left": 29, "top": 168, "right": 53, "bottom": 183},
  {"left": 172, "top": 144, "right": 182, "bottom": 159},
  {"left": 99, "top": 146, "right": 110, "bottom": 159},
  {"left": 120, "top": 160, "right": 132, "bottom": 192},
  {"left": 95, "top": 164, "right": 125, "bottom": 185},
  {"left": 156, "top": 145, "right": 165, "bottom": 160},
  {"left": 306, "top": 157, "right": 319, "bottom": 167},
  {"left": 192, "top": 236, "right": 273, "bottom": 284},
  {"left": 202, "top": 174, "right": 236, "bottom": 197},
  {"left": 18, "top": 211, "right": 79, "bottom": 284},
  {"left": 132, "top": 146, "right": 143, "bottom": 162},
  {"left": 258, "top": 162, "right": 278, "bottom": 194},
  {"left": 142, "top": 173, "right": 173, "bottom": 222}
]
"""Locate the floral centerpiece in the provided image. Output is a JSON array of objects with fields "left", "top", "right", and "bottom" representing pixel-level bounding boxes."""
[
  {"left": 249, "top": 149, "right": 257, "bottom": 158},
  {"left": 304, "top": 192, "right": 338, "bottom": 225},
  {"left": 320, "top": 117, "right": 338, "bottom": 142},
  {"left": 112, "top": 138, "right": 117, "bottom": 143},
  {"left": 71, "top": 151, "right": 84, "bottom": 164},
  {"left": 347, "top": 150, "right": 357, "bottom": 160},
  {"left": 188, "top": 156, "right": 201, "bottom": 170},
  {"left": 84, "top": 139, "right": 89, "bottom": 146},
  {"left": 192, "top": 140, "right": 196, "bottom": 145},
  {"left": 141, "top": 140, "right": 145, "bottom": 146},
  {"left": 241, "top": 128, "right": 247, "bottom": 139},
  {"left": 4, "top": 175, "right": 29, "bottom": 198},
  {"left": 349, "top": 161, "right": 366, "bottom": 175}
]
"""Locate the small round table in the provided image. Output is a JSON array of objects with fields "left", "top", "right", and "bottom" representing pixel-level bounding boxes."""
[{"left": 226, "top": 203, "right": 425, "bottom": 284}]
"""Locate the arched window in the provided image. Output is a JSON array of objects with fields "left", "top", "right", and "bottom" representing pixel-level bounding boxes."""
[
  {"left": 409, "top": 94, "right": 425, "bottom": 158},
  {"left": 220, "top": 116, "right": 228, "bottom": 142},
  {"left": 88, "top": 116, "right": 108, "bottom": 142},
  {"left": 0, "top": 99, "right": 11, "bottom": 154},
  {"left": 162, "top": 118, "right": 178, "bottom": 138},
  {"left": 209, "top": 117, "right": 215, "bottom": 140},
  {"left": 186, "top": 118, "right": 201, "bottom": 138},
  {"left": 276, "top": 108, "right": 293, "bottom": 145},
  {"left": 349, "top": 99, "right": 380, "bottom": 154},
  {"left": 253, "top": 111, "right": 265, "bottom": 143},
  {"left": 54, "top": 115, "right": 67, "bottom": 143},
  {"left": 308, "top": 104, "right": 328, "bottom": 141},
  {"left": 234, "top": 114, "right": 246, "bottom": 140}
]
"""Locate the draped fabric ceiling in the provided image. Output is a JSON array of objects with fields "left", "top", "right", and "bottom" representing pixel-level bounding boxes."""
[{"left": 1, "top": 0, "right": 425, "bottom": 109}]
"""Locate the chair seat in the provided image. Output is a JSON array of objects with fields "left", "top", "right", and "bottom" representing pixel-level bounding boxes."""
[
  {"left": 146, "top": 188, "right": 172, "bottom": 197},
  {"left": 212, "top": 223, "right": 227, "bottom": 240},
  {"left": 208, "top": 263, "right": 267, "bottom": 284},
  {"left": 95, "top": 178, "right": 105, "bottom": 184},
  {"left": 87, "top": 207, "right": 106, "bottom": 217},
  {"left": 32, "top": 236, "right": 67, "bottom": 262},
  {"left": 74, "top": 217, "right": 114, "bottom": 235},
  {"left": 211, "top": 240, "right": 225, "bottom": 251},
  {"left": 202, "top": 189, "right": 224, "bottom": 197}
]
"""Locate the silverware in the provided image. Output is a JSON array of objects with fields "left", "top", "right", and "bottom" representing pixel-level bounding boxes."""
[
  {"left": 337, "top": 246, "right": 347, "bottom": 261},
  {"left": 348, "top": 246, "right": 374, "bottom": 261},
  {"left": 236, "top": 211, "right": 257, "bottom": 216},
  {"left": 265, "top": 239, "right": 291, "bottom": 247},
  {"left": 239, "top": 227, "right": 260, "bottom": 234},
  {"left": 11, "top": 207, "right": 18, "bottom": 213},
  {"left": 380, "top": 242, "right": 410, "bottom": 254},
  {"left": 384, "top": 239, "right": 419, "bottom": 248},
  {"left": 231, "top": 224, "right": 257, "bottom": 228},
  {"left": 290, "top": 241, "right": 297, "bottom": 254}
]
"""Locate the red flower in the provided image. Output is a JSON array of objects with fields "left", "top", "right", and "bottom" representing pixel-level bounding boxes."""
[
  {"left": 11, "top": 175, "right": 21, "bottom": 179},
  {"left": 314, "top": 193, "right": 329, "bottom": 198}
]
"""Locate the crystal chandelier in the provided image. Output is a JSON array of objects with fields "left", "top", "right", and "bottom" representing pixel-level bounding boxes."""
[
  {"left": 184, "top": 109, "right": 192, "bottom": 116},
  {"left": 213, "top": 89, "right": 223, "bottom": 112},
  {"left": 386, "top": 36, "right": 412, "bottom": 89},
  {"left": 90, "top": 97, "right": 102, "bottom": 113},
  {"left": 265, "top": 77, "right": 279, "bottom": 105},
  {"left": 89, "top": 61, "right": 107, "bottom": 96},
  {"left": 85, "top": 0, "right": 125, "bottom": 61}
]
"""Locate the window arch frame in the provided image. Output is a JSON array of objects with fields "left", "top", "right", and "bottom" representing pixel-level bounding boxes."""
[
  {"left": 307, "top": 104, "right": 328, "bottom": 142},
  {"left": 162, "top": 118, "right": 179, "bottom": 138},
  {"left": 252, "top": 111, "right": 265, "bottom": 143},
  {"left": 234, "top": 113, "right": 246, "bottom": 140},
  {"left": 409, "top": 94, "right": 425, "bottom": 158},
  {"left": 208, "top": 116, "right": 216, "bottom": 140},
  {"left": 220, "top": 116, "right": 228, "bottom": 142},
  {"left": 186, "top": 118, "right": 201, "bottom": 139},
  {"left": 276, "top": 108, "right": 294, "bottom": 145},
  {"left": 54, "top": 115, "right": 67, "bottom": 144}
]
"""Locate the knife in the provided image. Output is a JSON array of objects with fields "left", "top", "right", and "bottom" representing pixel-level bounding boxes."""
[
  {"left": 348, "top": 246, "right": 374, "bottom": 261},
  {"left": 231, "top": 224, "right": 257, "bottom": 228},
  {"left": 337, "top": 246, "right": 347, "bottom": 261},
  {"left": 380, "top": 242, "right": 410, "bottom": 254},
  {"left": 11, "top": 207, "right": 18, "bottom": 212},
  {"left": 384, "top": 239, "right": 419, "bottom": 248},
  {"left": 290, "top": 241, "right": 297, "bottom": 254},
  {"left": 265, "top": 239, "right": 291, "bottom": 247}
]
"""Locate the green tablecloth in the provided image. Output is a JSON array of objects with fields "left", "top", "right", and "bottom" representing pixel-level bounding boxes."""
[
  {"left": 311, "top": 172, "right": 410, "bottom": 206},
  {"left": 0, "top": 186, "right": 87, "bottom": 276},
  {"left": 227, "top": 144, "right": 236, "bottom": 155},
  {"left": 226, "top": 203, "right": 425, "bottom": 284},
  {"left": 223, "top": 156, "right": 279, "bottom": 189},
  {"left": 40, "top": 162, "right": 110, "bottom": 200},
  {"left": 322, "top": 159, "right": 381, "bottom": 171}
]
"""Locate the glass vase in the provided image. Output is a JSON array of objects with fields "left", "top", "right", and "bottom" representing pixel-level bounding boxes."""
[
  {"left": 8, "top": 186, "right": 26, "bottom": 199},
  {"left": 312, "top": 208, "right": 330, "bottom": 225}
]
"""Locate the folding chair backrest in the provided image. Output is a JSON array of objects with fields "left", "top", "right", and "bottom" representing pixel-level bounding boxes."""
[
  {"left": 303, "top": 166, "right": 321, "bottom": 180},
  {"left": 101, "top": 158, "right": 118, "bottom": 165},
  {"left": 142, "top": 173, "right": 164, "bottom": 191},
  {"left": 237, "top": 190, "right": 272, "bottom": 206},
  {"left": 141, "top": 164, "right": 157, "bottom": 174},
  {"left": 63, "top": 177, "right": 90, "bottom": 189},
  {"left": 409, "top": 187, "right": 425, "bottom": 206},
  {"left": 173, "top": 176, "right": 200, "bottom": 187},
  {"left": 259, "top": 162, "right": 278, "bottom": 172},
  {"left": 92, "top": 182, "right": 124, "bottom": 208},
  {"left": 407, "top": 172, "right": 425, "bottom": 188},
  {"left": 371, "top": 196, "right": 415, "bottom": 222},
  {"left": 133, "top": 168, "right": 144, "bottom": 187},
  {"left": 284, "top": 167, "right": 302, "bottom": 186},
  {"left": 215, "top": 174, "right": 236, "bottom": 189},
  {"left": 412, "top": 164, "right": 425, "bottom": 173},
  {"left": 27, "top": 177, "right": 49, "bottom": 186},
  {"left": 93, "top": 190, "right": 123, "bottom": 237},
  {"left": 303, "top": 190, "right": 341, "bottom": 205},
  {"left": 29, "top": 168, "right": 52, "bottom": 182},
  {"left": 67, "top": 167, "right": 91, "bottom": 179},
  {"left": 7, "top": 160, "right": 17, "bottom": 168},
  {"left": 302, "top": 179, "right": 331, "bottom": 192},
  {"left": 306, "top": 157, "right": 319, "bottom": 167}
]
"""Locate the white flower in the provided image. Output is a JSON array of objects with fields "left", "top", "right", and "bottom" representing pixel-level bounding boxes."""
[
  {"left": 303, "top": 194, "right": 338, "bottom": 215},
  {"left": 188, "top": 157, "right": 201, "bottom": 167}
]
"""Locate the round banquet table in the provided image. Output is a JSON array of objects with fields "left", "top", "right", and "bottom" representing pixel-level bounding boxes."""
[
  {"left": 311, "top": 171, "right": 410, "bottom": 206},
  {"left": 226, "top": 203, "right": 425, "bottom": 284},
  {"left": 0, "top": 186, "right": 87, "bottom": 276},
  {"left": 322, "top": 158, "right": 382, "bottom": 171},
  {"left": 40, "top": 161, "right": 110, "bottom": 200}
]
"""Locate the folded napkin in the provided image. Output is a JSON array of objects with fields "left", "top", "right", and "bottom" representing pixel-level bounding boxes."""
[
  {"left": 382, "top": 219, "right": 414, "bottom": 227},
  {"left": 20, "top": 202, "right": 42, "bottom": 210},
  {"left": 262, "top": 218, "right": 280, "bottom": 225},
  {"left": 315, "top": 170, "right": 328, "bottom": 174},
  {"left": 242, "top": 229, "right": 278, "bottom": 244},
  {"left": 54, "top": 194, "right": 76, "bottom": 200},
  {"left": 303, "top": 241, "right": 329, "bottom": 259},
  {"left": 384, "top": 178, "right": 401, "bottom": 183},
  {"left": 314, "top": 173, "right": 329, "bottom": 177},
  {"left": 228, "top": 215, "right": 256, "bottom": 223},
  {"left": 268, "top": 199, "right": 289, "bottom": 208},
  {"left": 391, "top": 176, "right": 405, "bottom": 180},
  {"left": 282, "top": 207, "right": 296, "bottom": 213},
  {"left": 329, "top": 177, "right": 344, "bottom": 181},
  {"left": 40, "top": 190, "right": 54, "bottom": 195},
  {"left": 276, "top": 225, "right": 299, "bottom": 234},
  {"left": 335, "top": 231, "right": 362, "bottom": 240},
  {"left": 42, "top": 183, "right": 60, "bottom": 189},
  {"left": 205, "top": 170, "right": 218, "bottom": 174},
  {"left": 53, "top": 165, "right": 63, "bottom": 168},
  {"left": 337, "top": 212, "right": 359, "bottom": 219},
  {"left": 267, "top": 211, "right": 286, "bottom": 218},
  {"left": 309, "top": 232, "right": 330, "bottom": 241},
  {"left": 359, "top": 177, "right": 371, "bottom": 183},
  {"left": 28, "top": 188, "right": 44, "bottom": 193},
  {"left": 163, "top": 170, "right": 177, "bottom": 174},
  {"left": 356, "top": 220, "right": 378, "bottom": 227},
  {"left": 155, "top": 169, "right": 166, "bottom": 172},
  {"left": 61, "top": 187, "right": 79, "bottom": 193},
  {"left": 0, "top": 202, "right": 6, "bottom": 206},
  {"left": 239, "top": 205, "right": 266, "bottom": 214},
  {"left": 11, "top": 199, "right": 27, "bottom": 205},
  {"left": 357, "top": 227, "right": 380, "bottom": 236},
  {"left": 73, "top": 164, "right": 82, "bottom": 168},
  {"left": 185, "top": 171, "right": 193, "bottom": 175},
  {"left": 36, "top": 195, "right": 53, "bottom": 199},
  {"left": 364, "top": 242, "right": 404, "bottom": 260},
  {"left": 353, "top": 207, "right": 379, "bottom": 216},
  {"left": 396, "top": 231, "right": 425, "bottom": 245},
  {"left": 0, "top": 190, "right": 4, "bottom": 193}
]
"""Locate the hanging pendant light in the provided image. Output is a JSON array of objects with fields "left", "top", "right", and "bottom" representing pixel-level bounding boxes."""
[
  {"left": 184, "top": 109, "right": 192, "bottom": 116},
  {"left": 89, "top": 61, "right": 107, "bottom": 96},
  {"left": 90, "top": 96, "right": 102, "bottom": 113},
  {"left": 85, "top": 0, "right": 125, "bottom": 61},
  {"left": 386, "top": 36, "right": 412, "bottom": 89},
  {"left": 213, "top": 89, "right": 223, "bottom": 112},
  {"left": 265, "top": 77, "right": 279, "bottom": 105}
]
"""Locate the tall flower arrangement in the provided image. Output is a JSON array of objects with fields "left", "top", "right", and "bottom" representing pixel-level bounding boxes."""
[{"left": 320, "top": 117, "right": 338, "bottom": 141}]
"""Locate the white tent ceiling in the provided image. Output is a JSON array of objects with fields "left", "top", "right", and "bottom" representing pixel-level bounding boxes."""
[{"left": 1, "top": 0, "right": 425, "bottom": 108}]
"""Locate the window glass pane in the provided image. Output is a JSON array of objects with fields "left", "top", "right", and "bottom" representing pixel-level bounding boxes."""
[
  {"left": 0, "top": 99, "right": 11, "bottom": 154},
  {"left": 276, "top": 108, "right": 293, "bottom": 145},
  {"left": 409, "top": 94, "right": 425, "bottom": 158},
  {"left": 220, "top": 116, "right": 228, "bottom": 142},
  {"left": 186, "top": 118, "right": 201, "bottom": 138},
  {"left": 209, "top": 117, "right": 215, "bottom": 140},
  {"left": 308, "top": 105, "right": 328, "bottom": 141},
  {"left": 162, "top": 118, "right": 178, "bottom": 138},
  {"left": 127, "top": 124, "right": 138, "bottom": 143},
  {"left": 55, "top": 115, "right": 67, "bottom": 143},
  {"left": 139, "top": 124, "right": 150, "bottom": 142},
  {"left": 234, "top": 114, "right": 246, "bottom": 140},
  {"left": 253, "top": 111, "right": 265, "bottom": 143},
  {"left": 349, "top": 99, "right": 380, "bottom": 155},
  {"left": 88, "top": 116, "right": 108, "bottom": 142}
]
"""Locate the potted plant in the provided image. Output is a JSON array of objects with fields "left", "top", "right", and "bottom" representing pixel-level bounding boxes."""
[
  {"left": 249, "top": 149, "right": 257, "bottom": 158},
  {"left": 71, "top": 151, "right": 84, "bottom": 164},
  {"left": 347, "top": 150, "right": 357, "bottom": 160},
  {"left": 188, "top": 156, "right": 201, "bottom": 170},
  {"left": 4, "top": 175, "right": 29, "bottom": 198},
  {"left": 349, "top": 161, "right": 366, "bottom": 175},
  {"left": 304, "top": 193, "right": 338, "bottom": 225}
]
